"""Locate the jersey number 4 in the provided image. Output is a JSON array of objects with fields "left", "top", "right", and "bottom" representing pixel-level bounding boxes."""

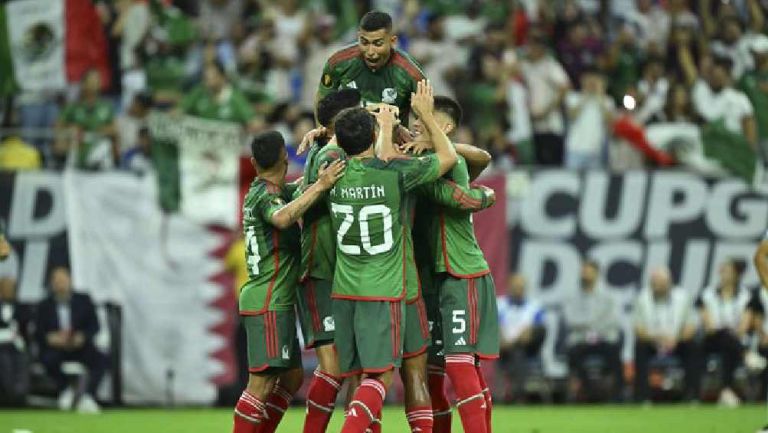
[
  {"left": 245, "top": 226, "right": 261, "bottom": 275},
  {"left": 331, "top": 203, "right": 393, "bottom": 256}
]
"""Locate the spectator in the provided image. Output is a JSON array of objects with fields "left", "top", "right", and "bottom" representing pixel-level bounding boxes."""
[
  {"left": 179, "top": 61, "right": 260, "bottom": 131},
  {"left": 0, "top": 133, "right": 42, "bottom": 171},
  {"left": 409, "top": 13, "right": 464, "bottom": 99},
  {"left": 621, "top": 0, "right": 671, "bottom": 52},
  {"left": 710, "top": 16, "right": 757, "bottom": 80},
  {"left": 198, "top": 0, "right": 244, "bottom": 72},
  {"left": 299, "top": 15, "right": 344, "bottom": 111},
  {"left": 562, "top": 260, "right": 623, "bottom": 401},
  {"left": 698, "top": 258, "right": 751, "bottom": 407},
  {"left": 557, "top": 19, "right": 604, "bottom": 88},
  {"left": 56, "top": 70, "right": 119, "bottom": 170},
  {"left": 117, "top": 93, "right": 153, "bottom": 157},
  {"left": 738, "top": 35, "right": 768, "bottom": 160},
  {"left": 564, "top": 67, "right": 615, "bottom": 169},
  {"left": 633, "top": 267, "right": 699, "bottom": 402},
  {"left": 121, "top": 127, "right": 152, "bottom": 174},
  {"left": 35, "top": 267, "right": 105, "bottom": 413},
  {"left": 0, "top": 219, "right": 8, "bottom": 261},
  {"left": 504, "top": 54, "right": 534, "bottom": 165},
  {"left": 605, "top": 25, "right": 643, "bottom": 102},
  {"left": 634, "top": 57, "right": 669, "bottom": 125},
  {"left": 520, "top": 31, "right": 570, "bottom": 165},
  {"left": 0, "top": 276, "right": 28, "bottom": 405},
  {"left": 497, "top": 273, "right": 545, "bottom": 402},
  {"left": 111, "top": 0, "right": 151, "bottom": 109},
  {"left": 691, "top": 56, "right": 758, "bottom": 150}
]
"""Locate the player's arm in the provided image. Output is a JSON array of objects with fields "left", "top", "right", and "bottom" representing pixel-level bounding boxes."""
[
  {"left": 454, "top": 143, "right": 491, "bottom": 181},
  {"left": 754, "top": 238, "right": 768, "bottom": 291},
  {"left": 412, "top": 80, "right": 456, "bottom": 176},
  {"left": 417, "top": 180, "right": 495, "bottom": 212},
  {"left": 0, "top": 218, "right": 9, "bottom": 261},
  {"left": 269, "top": 160, "right": 345, "bottom": 229},
  {"left": 372, "top": 104, "right": 400, "bottom": 160}
]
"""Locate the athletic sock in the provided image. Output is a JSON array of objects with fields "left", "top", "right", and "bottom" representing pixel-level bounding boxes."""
[
  {"left": 341, "top": 378, "right": 386, "bottom": 433},
  {"left": 445, "top": 354, "right": 487, "bottom": 433},
  {"left": 406, "top": 405, "right": 434, "bottom": 433},
  {"left": 475, "top": 362, "right": 492, "bottom": 433},
  {"left": 428, "top": 366, "right": 452, "bottom": 433},
  {"left": 366, "top": 409, "right": 382, "bottom": 433},
  {"left": 304, "top": 368, "right": 342, "bottom": 433},
  {"left": 260, "top": 384, "right": 293, "bottom": 433},
  {"left": 233, "top": 390, "right": 266, "bottom": 433}
]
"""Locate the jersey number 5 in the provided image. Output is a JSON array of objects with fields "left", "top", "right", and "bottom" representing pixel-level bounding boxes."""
[{"left": 331, "top": 203, "right": 393, "bottom": 255}]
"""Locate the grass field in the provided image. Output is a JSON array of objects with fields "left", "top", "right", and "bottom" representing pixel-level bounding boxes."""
[{"left": 1, "top": 405, "right": 766, "bottom": 433}]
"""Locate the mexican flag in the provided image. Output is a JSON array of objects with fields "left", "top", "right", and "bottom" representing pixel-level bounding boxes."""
[{"left": 0, "top": 0, "right": 110, "bottom": 95}]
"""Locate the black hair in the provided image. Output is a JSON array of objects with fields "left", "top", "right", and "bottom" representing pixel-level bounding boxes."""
[
  {"left": 580, "top": 65, "right": 604, "bottom": 77},
  {"left": 334, "top": 107, "right": 375, "bottom": 156},
  {"left": 317, "top": 88, "right": 362, "bottom": 127},
  {"left": 433, "top": 96, "right": 463, "bottom": 126},
  {"left": 134, "top": 91, "right": 154, "bottom": 109},
  {"left": 359, "top": 11, "right": 393, "bottom": 32},
  {"left": 712, "top": 55, "right": 734, "bottom": 74},
  {"left": 250, "top": 131, "right": 285, "bottom": 169}
]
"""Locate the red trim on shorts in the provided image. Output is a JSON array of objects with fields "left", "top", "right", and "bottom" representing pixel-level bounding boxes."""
[
  {"left": 264, "top": 312, "right": 273, "bottom": 358},
  {"left": 389, "top": 303, "right": 398, "bottom": 359},
  {"left": 468, "top": 280, "right": 478, "bottom": 345},
  {"left": 246, "top": 228, "right": 282, "bottom": 315},
  {"left": 339, "top": 364, "right": 397, "bottom": 379},
  {"left": 328, "top": 46, "right": 359, "bottom": 67},
  {"left": 416, "top": 297, "right": 430, "bottom": 339},
  {"left": 476, "top": 353, "right": 500, "bottom": 360},
  {"left": 249, "top": 364, "right": 271, "bottom": 373},
  {"left": 403, "top": 345, "right": 428, "bottom": 359},
  {"left": 331, "top": 292, "right": 406, "bottom": 302},
  {"left": 391, "top": 51, "right": 424, "bottom": 82},
  {"left": 438, "top": 214, "right": 491, "bottom": 279},
  {"left": 306, "top": 279, "right": 322, "bottom": 332}
]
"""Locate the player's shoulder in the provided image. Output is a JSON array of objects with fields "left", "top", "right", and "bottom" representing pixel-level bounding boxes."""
[
  {"left": 383, "top": 154, "right": 433, "bottom": 170},
  {"left": 317, "top": 143, "right": 347, "bottom": 161},
  {"left": 390, "top": 48, "right": 425, "bottom": 82},
  {"left": 327, "top": 44, "right": 360, "bottom": 68}
]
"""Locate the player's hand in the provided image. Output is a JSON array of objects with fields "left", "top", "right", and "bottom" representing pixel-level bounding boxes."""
[
  {"left": 479, "top": 185, "right": 496, "bottom": 207},
  {"left": 0, "top": 237, "right": 9, "bottom": 261},
  {"left": 411, "top": 79, "right": 434, "bottom": 118},
  {"left": 372, "top": 104, "right": 399, "bottom": 128},
  {"left": 316, "top": 160, "right": 346, "bottom": 191},
  {"left": 395, "top": 124, "right": 415, "bottom": 145},
  {"left": 297, "top": 126, "right": 328, "bottom": 155},
  {"left": 400, "top": 140, "right": 433, "bottom": 155},
  {"left": 366, "top": 103, "right": 400, "bottom": 119}
]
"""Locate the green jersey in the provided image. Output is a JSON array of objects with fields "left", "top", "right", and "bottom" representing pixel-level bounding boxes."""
[
  {"left": 180, "top": 85, "right": 255, "bottom": 125},
  {"left": 739, "top": 70, "right": 768, "bottom": 140},
  {"left": 239, "top": 179, "right": 301, "bottom": 314},
  {"left": 329, "top": 154, "right": 440, "bottom": 301},
  {"left": 300, "top": 141, "right": 346, "bottom": 281},
  {"left": 318, "top": 45, "right": 425, "bottom": 124},
  {"left": 60, "top": 99, "right": 115, "bottom": 168},
  {"left": 416, "top": 155, "right": 490, "bottom": 278}
]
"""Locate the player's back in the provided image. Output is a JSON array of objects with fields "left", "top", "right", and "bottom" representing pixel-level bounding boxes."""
[{"left": 329, "top": 157, "right": 414, "bottom": 301}]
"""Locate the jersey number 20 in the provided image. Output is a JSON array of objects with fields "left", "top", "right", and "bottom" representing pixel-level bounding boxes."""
[{"left": 331, "top": 203, "right": 393, "bottom": 255}]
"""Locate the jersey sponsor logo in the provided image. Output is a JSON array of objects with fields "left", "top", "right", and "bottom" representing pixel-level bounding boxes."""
[
  {"left": 454, "top": 336, "right": 467, "bottom": 346},
  {"left": 281, "top": 345, "right": 290, "bottom": 360},
  {"left": 322, "top": 73, "right": 332, "bottom": 87},
  {"left": 381, "top": 88, "right": 397, "bottom": 104},
  {"left": 346, "top": 81, "right": 357, "bottom": 89},
  {"left": 323, "top": 316, "right": 335, "bottom": 332}
]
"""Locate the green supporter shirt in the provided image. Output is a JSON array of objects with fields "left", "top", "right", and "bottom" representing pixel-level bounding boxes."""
[
  {"left": 239, "top": 179, "right": 301, "bottom": 314},
  {"left": 414, "top": 154, "right": 490, "bottom": 279},
  {"left": 180, "top": 85, "right": 255, "bottom": 125},
  {"left": 317, "top": 45, "right": 425, "bottom": 125},
  {"left": 739, "top": 70, "right": 768, "bottom": 140},
  {"left": 299, "top": 141, "right": 347, "bottom": 281},
  {"left": 145, "top": 55, "right": 186, "bottom": 93},
  {"left": 60, "top": 99, "right": 115, "bottom": 168},
  {"left": 328, "top": 154, "right": 440, "bottom": 301}
]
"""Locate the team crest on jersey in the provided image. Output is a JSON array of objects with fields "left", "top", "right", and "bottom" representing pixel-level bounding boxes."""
[
  {"left": 346, "top": 81, "right": 358, "bottom": 89},
  {"left": 322, "top": 73, "right": 332, "bottom": 87},
  {"left": 272, "top": 197, "right": 285, "bottom": 206},
  {"left": 323, "top": 316, "right": 335, "bottom": 332},
  {"left": 281, "top": 345, "right": 290, "bottom": 360},
  {"left": 381, "top": 88, "right": 397, "bottom": 104}
]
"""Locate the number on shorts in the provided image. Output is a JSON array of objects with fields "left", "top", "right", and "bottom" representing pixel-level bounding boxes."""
[
  {"left": 451, "top": 310, "right": 466, "bottom": 334},
  {"left": 331, "top": 203, "right": 393, "bottom": 255},
  {"left": 245, "top": 226, "right": 261, "bottom": 275}
]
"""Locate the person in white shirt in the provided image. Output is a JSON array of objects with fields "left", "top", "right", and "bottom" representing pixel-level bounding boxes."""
[
  {"left": 520, "top": 32, "right": 571, "bottom": 166},
  {"left": 564, "top": 68, "right": 615, "bottom": 169},
  {"left": 698, "top": 258, "right": 752, "bottom": 407},
  {"left": 562, "top": 260, "right": 624, "bottom": 401},
  {"left": 633, "top": 267, "right": 698, "bottom": 402},
  {"left": 692, "top": 56, "right": 758, "bottom": 149},
  {"left": 497, "top": 273, "right": 545, "bottom": 401},
  {"left": 409, "top": 14, "right": 464, "bottom": 99}
]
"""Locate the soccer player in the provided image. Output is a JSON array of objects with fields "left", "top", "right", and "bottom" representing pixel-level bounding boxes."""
[
  {"left": 233, "top": 131, "right": 345, "bottom": 433},
  {"left": 317, "top": 11, "right": 425, "bottom": 126},
  {"left": 328, "top": 81, "right": 456, "bottom": 433},
  {"left": 0, "top": 219, "right": 9, "bottom": 261},
  {"left": 410, "top": 97, "right": 499, "bottom": 433},
  {"left": 296, "top": 88, "right": 362, "bottom": 433}
]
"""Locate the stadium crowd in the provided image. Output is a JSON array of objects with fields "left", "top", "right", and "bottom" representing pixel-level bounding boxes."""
[{"left": 0, "top": 0, "right": 766, "bottom": 179}]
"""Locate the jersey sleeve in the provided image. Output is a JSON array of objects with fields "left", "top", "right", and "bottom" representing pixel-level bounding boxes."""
[
  {"left": 395, "top": 154, "right": 441, "bottom": 192},
  {"left": 256, "top": 190, "right": 286, "bottom": 223},
  {"left": 316, "top": 60, "right": 339, "bottom": 107},
  {"left": 416, "top": 179, "right": 491, "bottom": 212}
]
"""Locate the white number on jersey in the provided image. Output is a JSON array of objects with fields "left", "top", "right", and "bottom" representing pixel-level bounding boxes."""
[
  {"left": 245, "top": 226, "right": 261, "bottom": 275},
  {"left": 332, "top": 203, "right": 394, "bottom": 256}
]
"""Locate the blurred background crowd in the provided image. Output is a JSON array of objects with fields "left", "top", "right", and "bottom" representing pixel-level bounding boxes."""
[{"left": 1, "top": 0, "right": 768, "bottom": 181}]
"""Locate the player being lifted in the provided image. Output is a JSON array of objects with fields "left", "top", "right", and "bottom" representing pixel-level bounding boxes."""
[
  {"left": 232, "top": 131, "right": 344, "bottom": 433},
  {"left": 409, "top": 97, "right": 500, "bottom": 433},
  {"left": 328, "top": 81, "right": 455, "bottom": 433},
  {"left": 317, "top": 11, "right": 424, "bottom": 127},
  {"left": 295, "top": 88, "right": 362, "bottom": 433}
]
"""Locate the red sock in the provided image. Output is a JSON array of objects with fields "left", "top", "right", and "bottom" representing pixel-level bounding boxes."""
[
  {"left": 445, "top": 354, "right": 487, "bottom": 433},
  {"left": 367, "top": 409, "right": 382, "bottom": 433},
  {"left": 341, "top": 378, "right": 386, "bottom": 433},
  {"left": 260, "top": 385, "right": 293, "bottom": 433},
  {"left": 406, "top": 406, "right": 434, "bottom": 433},
  {"left": 428, "top": 366, "right": 451, "bottom": 433},
  {"left": 304, "top": 369, "right": 342, "bottom": 433},
  {"left": 475, "top": 363, "right": 492, "bottom": 433},
  {"left": 233, "top": 390, "right": 266, "bottom": 433}
]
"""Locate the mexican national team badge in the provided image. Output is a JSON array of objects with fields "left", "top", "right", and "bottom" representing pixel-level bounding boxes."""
[
  {"left": 322, "top": 73, "right": 332, "bottom": 87},
  {"left": 381, "top": 88, "right": 397, "bottom": 104}
]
